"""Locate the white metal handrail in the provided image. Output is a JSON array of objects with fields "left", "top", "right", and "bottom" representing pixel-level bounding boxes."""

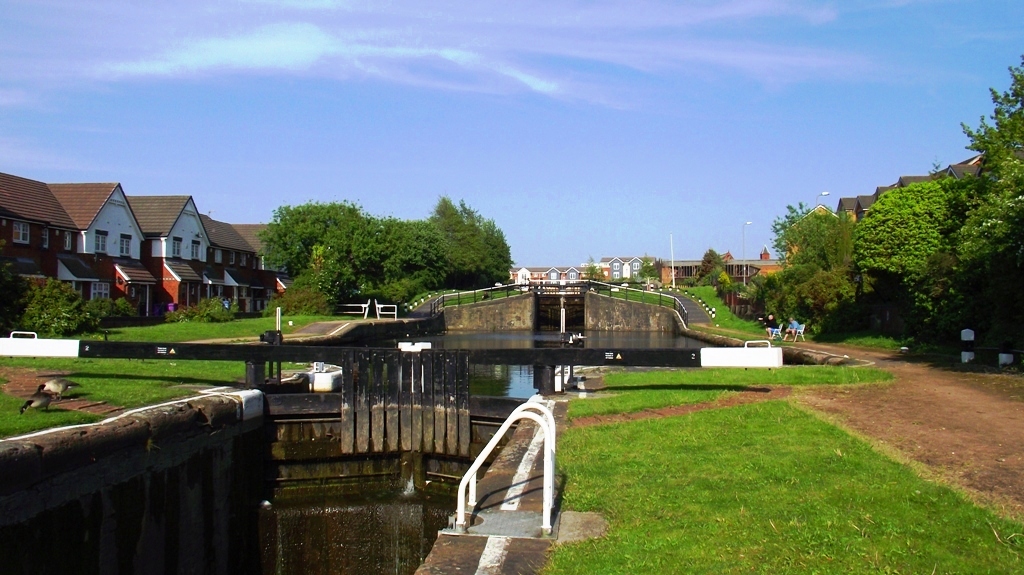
[
  {"left": 456, "top": 396, "right": 556, "bottom": 534},
  {"left": 374, "top": 300, "right": 398, "bottom": 319},
  {"left": 744, "top": 339, "right": 774, "bottom": 348}
]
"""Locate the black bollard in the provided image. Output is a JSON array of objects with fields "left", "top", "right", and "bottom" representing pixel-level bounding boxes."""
[{"left": 533, "top": 365, "right": 556, "bottom": 395}]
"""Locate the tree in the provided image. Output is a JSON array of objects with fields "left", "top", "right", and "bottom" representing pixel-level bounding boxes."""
[
  {"left": 639, "top": 257, "right": 658, "bottom": 286},
  {"left": 770, "top": 202, "right": 811, "bottom": 264},
  {"left": 696, "top": 249, "right": 724, "bottom": 285},
  {"left": 584, "top": 257, "right": 604, "bottom": 281},
  {"left": 962, "top": 55, "right": 1024, "bottom": 175},
  {"left": 0, "top": 243, "right": 28, "bottom": 334},
  {"left": 21, "top": 279, "right": 97, "bottom": 336},
  {"left": 429, "top": 197, "right": 512, "bottom": 289}
]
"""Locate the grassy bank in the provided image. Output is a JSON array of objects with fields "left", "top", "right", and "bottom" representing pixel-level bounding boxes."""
[
  {"left": 0, "top": 357, "right": 250, "bottom": 437},
  {"left": 570, "top": 366, "right": 893, "bottom": 419},
  {"left": 93, "top": 314, "right": 338, "bottom": 342},
  {"left": 550, "top": 400, "right": 1023, "bottom": 574}
]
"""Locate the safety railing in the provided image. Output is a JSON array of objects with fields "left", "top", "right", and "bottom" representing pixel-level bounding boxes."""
[
  {"left": 456, "top": 395, "right": 556, "bottom": 535},
  {"left": 589, "top": 281, "right": 690, "bottom": 327}
]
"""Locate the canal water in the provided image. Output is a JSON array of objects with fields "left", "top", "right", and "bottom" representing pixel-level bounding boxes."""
[{"left": 269, "top": 330, "right": 702, "bottom": 574}]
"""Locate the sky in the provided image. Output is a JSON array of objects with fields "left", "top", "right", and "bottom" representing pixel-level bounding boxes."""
[{"left": 2, "top": 1, "right": 1023, "bottom": 266}]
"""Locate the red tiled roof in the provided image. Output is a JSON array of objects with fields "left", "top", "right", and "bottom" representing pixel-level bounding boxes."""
[
  {"left": 126, "top": 196, "right": 192, "bottom": 236},
  {"left": 0, "top": 172, "right": 77, "bottom": 229},
  {"left": 47, "top": 183, "right": 120, "bottom": 229},
  {"left": 200, "top": 214, "right": 254, "bottom": 253},
  {"left": 231, "top": 223, "right": 267, "bottom": 253}
]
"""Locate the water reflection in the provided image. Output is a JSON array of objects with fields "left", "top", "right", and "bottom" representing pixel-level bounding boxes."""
[{"left": 261, "top": 487, "right": 454, "bottom": 575}]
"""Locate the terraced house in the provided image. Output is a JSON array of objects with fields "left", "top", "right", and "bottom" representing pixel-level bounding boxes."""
[{"left": 0, "top": 170, "right": 285, "bottom": 316}]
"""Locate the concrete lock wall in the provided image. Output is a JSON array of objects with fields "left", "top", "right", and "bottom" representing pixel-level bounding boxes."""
[
  {"left": 0, "top": 395, "right": 264, "bottom": 574},
  {"left": 584, "top": 292, "right": 682, "bottom": 333},
  {"left": 443, "top": 293, "right": 536, "bottom": 331}
]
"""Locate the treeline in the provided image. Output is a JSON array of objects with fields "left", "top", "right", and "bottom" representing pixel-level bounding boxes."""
[
  {"left": 261, "top": 196, "right": 512, "bottom": 312},
  {"left": 748, "top": 56, "right": 1024, "bottom": 347}
]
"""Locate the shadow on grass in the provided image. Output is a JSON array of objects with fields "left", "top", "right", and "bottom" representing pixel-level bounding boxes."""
[
  {"left": 606, "top": 384, "right": 772, "bottom": 393},
  {"left": 54, "top": 371, "right": 233, "bottom": 386}
]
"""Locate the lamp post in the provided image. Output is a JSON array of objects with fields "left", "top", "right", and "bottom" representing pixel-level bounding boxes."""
[
  {"left": 670, "top": 233, "right": 676, "bottom": 289},
  {"left": 742, "top": 221, "right": 752, "bottom": 285},
  {"left": 816, "top": 191, "right": 830, "bottom": 206}
]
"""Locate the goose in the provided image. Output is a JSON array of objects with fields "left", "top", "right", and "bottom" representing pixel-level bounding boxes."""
[
  {"left": 43, "top": 378, "right": 80, "bottom": 400},
  {"left": 20, "top": 385, "right": 53, "bottom": 414}
]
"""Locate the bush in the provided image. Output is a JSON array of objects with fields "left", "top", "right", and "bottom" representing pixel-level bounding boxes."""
[
  {"left": 83, "top": 297, "right": 137, "bottom": 320},
  {"left": 264, "top": 286, "right": 331, "bottom": 316},
  {"left": 165, "top": 298, "right": 236, "bottom": 323},
  {"left": 20, "top": 279, "right": 97, "bottom": 336},
  {"left": 0, "top": 253, "right": 28, "bottom": 335}
]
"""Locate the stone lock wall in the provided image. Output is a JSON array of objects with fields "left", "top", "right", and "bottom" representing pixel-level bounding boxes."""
[
  {"left": 443, "top": 293, "right": 536, "bottom": 331},
  {"left": 584, "top": 292, "right": 682, "bottom": 333},
  {"left": 0, "top": 395, "right": 264, "bottom": 574}
]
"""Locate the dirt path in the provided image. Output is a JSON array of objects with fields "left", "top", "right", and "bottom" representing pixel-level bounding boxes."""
[
  {"left": 792, "top": 344, "right": 1024, "bottom": 520},
  {"left": 0, "top": 367, "right": 124, "bottom": 415}
]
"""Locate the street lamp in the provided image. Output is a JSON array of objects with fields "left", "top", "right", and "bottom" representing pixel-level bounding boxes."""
[
  {"left": 816, "top": 191, "right": 830, "bottom": 206},
  {"left": 742, "top": 221, "right": 752, "bottom": 285}
]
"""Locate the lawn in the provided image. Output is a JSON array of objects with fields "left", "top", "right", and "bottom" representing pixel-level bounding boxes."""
[
  {"left": 93, "top": 314, "right": 340, "bottom": 342},
  {"left": 549, "top": 400, "right": 1023, "bottom": 574},
  {"left": 569, "top": 366, "right": 893, "bottom": 419},
  {"left": 0, "top": 357, "right": 250, "bottom": 438}
]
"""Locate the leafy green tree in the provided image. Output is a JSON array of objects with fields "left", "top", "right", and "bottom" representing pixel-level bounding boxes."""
[
  {"left": 0, "top": 244, "right": 28, "bottom": 335},
  {"left": 429, "top": 197, "right": 512, "bottom": 289},
  {"left": 639, "top": 257, "right": 658, "bottom": 285},
  {"left": 697, "top": 249, "right": 724, "bottom": 285},
  {"left": 584, "top": 257, "right": 604, "bottom": 281},
  {"left": 962, "top": 55, "right": 1024, "bottom": 176},
  {"left": 21, "top": 279, "right": 97, "bottom": 336},
  {"left": 770, "top": 202, "right": 811, "bottom": 263},
  {"left": 265, "top": 286, "right": 331, "bottom": 316}
]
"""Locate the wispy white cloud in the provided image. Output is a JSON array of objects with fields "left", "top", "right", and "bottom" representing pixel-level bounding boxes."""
[{"left": 6, "top": 1, "right": 876, "bottom": 102}]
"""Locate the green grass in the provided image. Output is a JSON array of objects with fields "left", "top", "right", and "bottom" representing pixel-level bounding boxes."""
[
  {"left": 570, "top": 366, "right": 893, "bottom": 419},
  {"left": 549, "top": 401, "right": 1023, "bottom": 574},
  {"left": 675, "top": 286, "right": 765, "bottom": 334},
  {"left": 91, "top": 314, "right": 338, "bottom": 342},
  {"left": 0, "top": 357, "right": 249, "bottom": 438}
]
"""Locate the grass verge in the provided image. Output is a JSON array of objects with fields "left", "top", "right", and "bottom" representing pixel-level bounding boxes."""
[
  {"left": 569, "top": 366, "right": 893, "bottom": 420},
  {"left": 90, "top": 315, "right": 339, "bottom": 342},
  {"left": 0, "top": 357, "right": 250, "bottom": 438},
  {"left": 550, "top": 401, "right": 1023, "bottom": 574}
]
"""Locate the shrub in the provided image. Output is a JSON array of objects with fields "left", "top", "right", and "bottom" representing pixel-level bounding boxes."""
[
  {"left": 264, "top": 286, "right": 331, "bottom": 316},
  {"left": 20, "top": 279, "right": 97, "bottom": 336},
  {"left": 0, "top": 252, "right": 28, "bottom": 335},
  {"left": 83, "top": 297, "right": 137, "bottom": 320},
  {"left": 165, "top": 298, "right": 236, "bottom": 323}
]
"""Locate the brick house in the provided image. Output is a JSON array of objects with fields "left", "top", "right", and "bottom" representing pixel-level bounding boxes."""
[
  {"left": 48, "top": 183, "right": 156, "bottom": 314},
  {"left": 231, "top": 223, "right": 291, "bottom": 299},
  {"left": 0, "top": 172, "right": 79, "bottom": 282},
  {"left": 126, "top": 195, "right": 209, "bottom": 313}
]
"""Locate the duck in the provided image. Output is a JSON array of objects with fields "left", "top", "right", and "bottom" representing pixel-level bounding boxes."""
[
  {"left": 43, "top": 378, "right": 80, "bottom": 400},
  {"left": 20, "top": 385, "right": 53, "bottom": 414}
]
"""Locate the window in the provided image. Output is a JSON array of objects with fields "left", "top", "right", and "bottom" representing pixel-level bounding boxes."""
[
  {"left": 632, "top": 262, "right": 640, "bottom": 271},
  {"left": 612, "top": 270, "right": 621, "bottom": 279},
  {"left": 214, "top": 249, "right": 222, "bottom": 263},
  {"left": 172, "top": 237, "right": 182, "bottom": 258},
  {"left": 92, "top": 282, "right": 110, "bottom": 299},
  {"left": 12, "top": 221, "right": 29, "bottom": 244},
  {"left": 64, "top": 232, "right": 72, "bottom": 250},
  {"left": 191, "top": 240, "right": 201, "bottom": 259},
  {"left": 94, "top": 230, "right": 108, "bottom": 253},
  {"left": 548, "top": 270, "right": 559, "bottom": 280},
  {"left": 120, "top": 234, "right": 132, "bottom": 257},
  {"left": 612, "top": 262, "right": 621, "bottom": 271},
  {"left": 229, "top": 251, "right": 235, "bottom": 264},
  {"left": 240, "top": 253, "right": 247, "bottom": 266},
  {"left": 568, "top": 271, "right": 578, "bottom": 280},
  {"left": 42, "top": 228, "right": 49, "bottom": 249}
]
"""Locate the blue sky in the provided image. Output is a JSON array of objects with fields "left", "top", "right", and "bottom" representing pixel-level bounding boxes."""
[{"left": 2, "top": 1, "right": 1023, "bottom": 265}]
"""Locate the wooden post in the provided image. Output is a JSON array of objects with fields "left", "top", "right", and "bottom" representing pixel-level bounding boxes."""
[
  {"left": 339, "top": 350, "right": 354, "bottom": 454},
  {"left": 372, "top": 351, "right": 387, "bottom": 453},
  {"left": 355, "top": 351, "right": 370, "bottom": 453},
  {"left": 457, "top": 351, "right": 470, "bottom": 457},
  {"left": 397, "top": 352, "right": 412, "bottom": 452},
  {"left": 385, "top": 352, "right": 401, "bottom": 452},
  {"left": 432, "top": 351, "right": 446, "bottom": 454},
  {"left": 421, "top": 352, "right": 435, "bottom": 454},
  {"left": 445, "top": 352, "right": 459, "bottom": 456},
  {"left": 408, "top": 352, "right": 422, "bottom": 453}
]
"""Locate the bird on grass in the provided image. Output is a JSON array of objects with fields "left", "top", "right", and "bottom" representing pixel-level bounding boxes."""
[
  {"left": 43, "top": 378, "right": 80, "bottom": 400},
  {"left": 20, "top": 385, "right": 53, "bottom": 414}
]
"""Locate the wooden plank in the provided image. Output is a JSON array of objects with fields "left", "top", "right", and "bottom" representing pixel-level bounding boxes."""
[
  {"left": 339, "top": 349, "right": 355, "bottom": 454},
  {"left": 445, "top": 352, "right": 459, "bottom": 456},
  {"left": 264, "top": 393, "right": 343, "bottom": 416},
  {"left": 386, "top": 351, "right": 401, "bottom": 452},
  {"left": 457, "top": 351, "right": 471, "bottom": 457},
  {"left": 433, "top": 351, "right": 446, "bottom": 454},
  {"left": 355, "top": 351, "right": 370, "bottom": 453},
  {"left": 399, "top": 352, "right": 413, "bottom": 451},
  {"left": 421, "top": 352, "right": 434, "bottom": 454},
  {"left": 371, "top": 351, "right": 386, "bottom": 453},
  {"left": 410, "top": 352, "right": 423, "bottom": 452}
]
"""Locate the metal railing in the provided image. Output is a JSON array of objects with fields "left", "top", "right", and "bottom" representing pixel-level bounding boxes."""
[
  {"left": 588, "top": 281, "right": 690, "bottom": 327},
  {"left": 455, "top": 395, "right": 556, "bottom": 535}
]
